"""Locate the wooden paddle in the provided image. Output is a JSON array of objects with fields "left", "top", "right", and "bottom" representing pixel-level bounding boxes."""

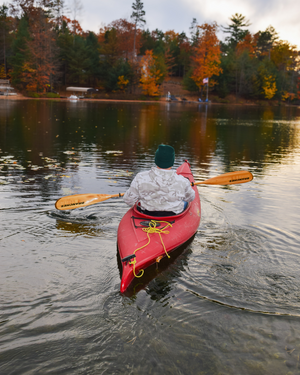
[
  {"left": 55, "top": 193, "right": 125, "bottom": 210},
  {"left": 55, "top": 170, "right": 253, "bottom": 211},
  {"left": 194, "top": 170, "right": 253, "bottom": 186}
]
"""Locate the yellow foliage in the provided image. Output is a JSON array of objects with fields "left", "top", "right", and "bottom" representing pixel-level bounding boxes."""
[
  {"left": 117, "top": 75, "right": 129, "bottom": 92},
  {"left": 139, "top": 50, "right": 163, "bottom": 96},
  {"left": 271, "top": 41, "right": 298, "bottom": 71},
  {"left": 0, "top": 65, "right": 7, "bottom": 79},
  {"left": 262, "top": 75, "right": 277, "bottom": 99}
]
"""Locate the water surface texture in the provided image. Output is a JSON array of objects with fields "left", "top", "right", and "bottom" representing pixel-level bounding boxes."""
[{"left": 1, "top": 100, "right": 300, "bottom": 374}]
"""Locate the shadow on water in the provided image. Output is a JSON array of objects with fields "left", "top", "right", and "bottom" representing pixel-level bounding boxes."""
[{"left": 118, "top": 235, "right": 196, "bottom": 298}]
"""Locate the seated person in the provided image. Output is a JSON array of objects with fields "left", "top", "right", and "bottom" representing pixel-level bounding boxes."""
[{"left": 123, "top": 144, "right": 195, "bottom": 216}]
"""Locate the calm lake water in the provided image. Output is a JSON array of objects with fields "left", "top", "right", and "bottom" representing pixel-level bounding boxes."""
[{"left": 1, "top": 99, "right": 300, "bottom": 374}]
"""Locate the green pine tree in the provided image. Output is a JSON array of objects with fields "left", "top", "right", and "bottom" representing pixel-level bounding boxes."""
[{"left": 9, "top": 17, "right": 30, "bottom": 86}]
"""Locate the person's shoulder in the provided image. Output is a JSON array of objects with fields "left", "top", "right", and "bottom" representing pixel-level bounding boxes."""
[
  {"left": 136, "top": 169, "right": 151, "bottom": 177},
  {"left": 175, "top": 173, "right": 192, "bottom": 185},
  {"left": 133, "top": 169, "right": 151, "bottom": 180},
  {"left": 175, "top": 173, "right": 189, "bottom": 181}
]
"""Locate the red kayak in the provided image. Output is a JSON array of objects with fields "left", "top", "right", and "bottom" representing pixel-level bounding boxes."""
[{"left": 117, "top": 161, "right": 201, "bottom": 293}]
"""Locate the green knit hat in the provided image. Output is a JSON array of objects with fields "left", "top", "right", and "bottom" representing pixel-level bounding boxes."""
[{"left": 155, "top": 144, "right": 175, "bottom": 168}]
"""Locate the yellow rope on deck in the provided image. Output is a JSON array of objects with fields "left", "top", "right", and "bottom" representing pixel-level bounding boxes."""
[{"left": 130, "top": 220, "right": 173, "bottom": 278}]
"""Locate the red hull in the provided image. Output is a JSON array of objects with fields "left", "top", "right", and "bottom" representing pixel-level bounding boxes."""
[{"left": 117, "top": 161, "right": 201, "bottom": 293}]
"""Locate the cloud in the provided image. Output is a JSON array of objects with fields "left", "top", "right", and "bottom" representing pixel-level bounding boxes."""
[{"left": 78, "top": 0, "right": 131, "bottom": 31}]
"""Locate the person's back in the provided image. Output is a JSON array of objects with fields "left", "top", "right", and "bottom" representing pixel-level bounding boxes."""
[{"left": 123, "top": 145, "right": 195, "bottom": 216}]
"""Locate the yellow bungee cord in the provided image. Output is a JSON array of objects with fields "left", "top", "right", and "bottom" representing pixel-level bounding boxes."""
[{"left": 130, "top": 220, "right": 173, "bottom": 278}]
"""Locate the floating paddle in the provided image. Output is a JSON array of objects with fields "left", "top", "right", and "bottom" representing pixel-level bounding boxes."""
[{"left": 55, "top": 170, "right": 253, "bottom": 211}]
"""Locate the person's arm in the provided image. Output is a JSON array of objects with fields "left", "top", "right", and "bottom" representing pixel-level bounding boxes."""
[
  {"left": 184, "top": 179, "right": 195, "bottom": 202},
  {"left": 123, "top": 176, "right": 140, "bottom": 207}
]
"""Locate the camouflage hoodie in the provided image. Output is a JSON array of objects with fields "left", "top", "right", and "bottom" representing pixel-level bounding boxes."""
[{"left": 123, "top": 166, "right": 195, "bottom": 214}]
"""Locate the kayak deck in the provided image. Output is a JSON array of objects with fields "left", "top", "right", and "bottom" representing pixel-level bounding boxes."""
[{"left": 117, "top": 161, "right": 201, "bottom": 293}]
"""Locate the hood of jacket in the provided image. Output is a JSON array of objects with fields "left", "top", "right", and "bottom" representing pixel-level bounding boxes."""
[{"left": 148, "top": 166, "right": 176, "bottom": 187}]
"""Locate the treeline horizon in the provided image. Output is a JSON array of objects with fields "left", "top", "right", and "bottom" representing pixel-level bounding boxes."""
[{"left": 0, "top": 0, "right": 299, "bottom": 102}]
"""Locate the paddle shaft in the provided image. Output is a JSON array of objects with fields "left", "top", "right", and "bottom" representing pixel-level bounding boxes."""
[{"left": 55, "top": 170, "right": 253, "bottom": 210}]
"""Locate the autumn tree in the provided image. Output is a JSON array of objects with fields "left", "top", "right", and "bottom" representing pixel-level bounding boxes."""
[
  {"left": 139, "top": 49, "right": 163, "bottom": 96},
  {"left": 191, "top": 22, "right": 222, "bottom": 92},
  {"left": 23, "top": 7, "right": 58, "bottom": 92},
  {"left": 9, "top": 0, "right": 60, "bottom": 92},
  {"left": 110, "top": 18, "right": 140, "bottom": 60},
  {"left": 60, "top": 15, "right": 83, "bottom": 36},
  {"left": 262, "top": 75, "right": 277, "bottom": 99},
  {"left": 271, "top": 40, "right": 299, "bottom": 99},
  {"left": 236, "top": 32, "right": 258, "bottom": 58},
  {"left": 117, "top": 75, "right": 129, "bottom": 92},
  {"left": 250, "top": 57, "right": 278, "bottom": 100},
  {"left": 98, "top": 19, "right": 140, "bottom": 63}
]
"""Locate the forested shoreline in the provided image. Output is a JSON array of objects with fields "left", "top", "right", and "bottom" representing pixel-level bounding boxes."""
[{"left": 0, "top": 0, "right": 299, "bottom": 103}]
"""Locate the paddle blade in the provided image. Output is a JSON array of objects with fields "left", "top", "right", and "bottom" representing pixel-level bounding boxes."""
[
  {"left": 55, "top": 193, "right": 123, "bottom": 210},
  {"left": 195, "top": 170, "right": 253, "bottom": 186}
]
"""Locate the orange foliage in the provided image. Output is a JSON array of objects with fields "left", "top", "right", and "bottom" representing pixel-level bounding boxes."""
[
  {"left": 98, "top": 18, "right": 141, "bottom": 60},
  {"left": 139, "top": 50, "right": 163, "bottom": 96},
  {"left": 22, "top": 7, "right": 56, "bottom": 92},
  {"left": 236, "top": 33, "right": 258, "bottom": 57},
  {"left": 191, "top": 22, "right": 222, "bottom": 90},
  {"left": 22, "top": 62, "right": 50, "bottom": 92},
  {"left": 164, "top": 30, "right": 179, "bottom": 43},
  {"left": 282, "top": 91, "right": 295, "bottom": 101},
  {"left": 62, "top": 16, "right": 83, "bottom": 35}
]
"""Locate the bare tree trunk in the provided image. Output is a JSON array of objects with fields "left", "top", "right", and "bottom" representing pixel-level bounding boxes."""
[
  {"left": 3, "top": 28, "right": 6, "bottom": 76},
  {"left": 133, "top": 23, "right": 137, "bottom": 61}
]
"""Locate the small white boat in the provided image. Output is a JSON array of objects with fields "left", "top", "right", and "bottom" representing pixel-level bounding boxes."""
[{"left": 69, "top": 95, "right": 79, "bottom": 101}]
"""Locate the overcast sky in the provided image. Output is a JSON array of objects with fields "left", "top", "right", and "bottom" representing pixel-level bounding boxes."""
[{"left": 73, "top": 0, "right": 300, "bottom": 48}]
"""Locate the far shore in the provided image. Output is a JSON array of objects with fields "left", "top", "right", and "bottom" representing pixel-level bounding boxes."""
[
  {"left": 0, "top": 92, "right": 298, "bottom": 108},
  {"left": 0, "top": 94, "right": 199, "bottom": 105}
]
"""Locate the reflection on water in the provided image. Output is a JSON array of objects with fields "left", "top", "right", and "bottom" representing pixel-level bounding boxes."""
[{"left": 1, "top": 100, "right": 300, "bottom": 374}]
